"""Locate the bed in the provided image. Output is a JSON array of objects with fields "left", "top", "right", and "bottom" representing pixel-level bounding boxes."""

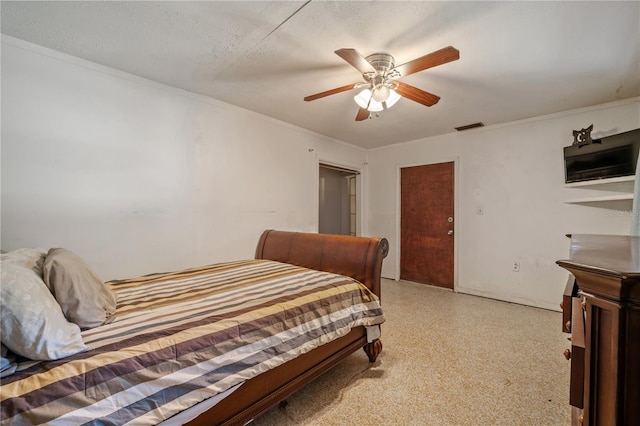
[{"left": 0, "top": 230, "right": 388, "bottom": 425}]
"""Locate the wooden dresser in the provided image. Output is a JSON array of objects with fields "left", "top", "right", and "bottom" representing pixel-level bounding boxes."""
[{"left": 557, "top": 234, "right": 640, "bottom": 426}]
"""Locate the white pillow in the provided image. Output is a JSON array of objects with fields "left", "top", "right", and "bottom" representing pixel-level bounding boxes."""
[
  {"left": 0, "top": 247, "right": 47, "bottom": 275},
  {"left": 0, "top": 251, "right": 87, "bottom": 361}
]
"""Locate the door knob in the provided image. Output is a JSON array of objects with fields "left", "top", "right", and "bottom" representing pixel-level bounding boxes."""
[{"left": 447, "top": 230, "right": 454, "bottom": 236}]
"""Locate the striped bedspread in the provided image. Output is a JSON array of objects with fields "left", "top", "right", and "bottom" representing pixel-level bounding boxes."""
[{"left": 0, "top": 259, "right": 385, "bottom": 425}]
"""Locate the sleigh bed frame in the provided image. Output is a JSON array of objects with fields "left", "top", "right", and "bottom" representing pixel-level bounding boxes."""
[
  {"left": 0, "top": 230, "right": 388, "bottom": 426},
  {"left": 182, "top": 229, "right": 389, "bottom": 425}
]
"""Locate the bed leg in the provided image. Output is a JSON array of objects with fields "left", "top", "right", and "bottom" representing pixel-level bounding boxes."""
[{"left": 363, "top": 339, "right": 382, "bottom": 363}]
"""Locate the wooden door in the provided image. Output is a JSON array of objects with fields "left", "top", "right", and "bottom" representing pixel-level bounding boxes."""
[{"left": 400, "top": 162, "right": 454, "bottom": 289}]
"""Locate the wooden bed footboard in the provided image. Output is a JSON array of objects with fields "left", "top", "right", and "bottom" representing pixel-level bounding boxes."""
[{"left": 186, "top": 230, "right": 388, "bottom": 426}]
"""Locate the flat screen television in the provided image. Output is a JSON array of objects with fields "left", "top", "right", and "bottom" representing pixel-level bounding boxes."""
[{"left": 564, "top": 128, "right": 639, "bottom": 183}]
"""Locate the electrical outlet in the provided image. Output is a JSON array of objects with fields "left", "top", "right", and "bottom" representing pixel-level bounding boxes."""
[{"left": 512, "top": 262, "right": 520, "bottom": 272}]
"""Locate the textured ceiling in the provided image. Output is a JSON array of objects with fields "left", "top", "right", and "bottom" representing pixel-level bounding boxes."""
[{"left": 2, "top": 1, "right": 639, "bottom": 149}]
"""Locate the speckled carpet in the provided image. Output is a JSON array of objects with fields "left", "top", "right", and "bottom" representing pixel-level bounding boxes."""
[{"left": 251, "top": 278, "right": 570, "bottom": 426}]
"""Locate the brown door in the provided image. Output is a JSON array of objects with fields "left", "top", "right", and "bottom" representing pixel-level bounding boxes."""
[{"left": 400, "top": 162, "right": 454, "bottom": 289}]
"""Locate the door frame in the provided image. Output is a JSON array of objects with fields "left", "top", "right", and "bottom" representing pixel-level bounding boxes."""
[
  {"left": 395, "top": 156, "right": 460, "bottom": 290},
  {"left": 313, "top": 156, "right": 365, "bottom": 236}
]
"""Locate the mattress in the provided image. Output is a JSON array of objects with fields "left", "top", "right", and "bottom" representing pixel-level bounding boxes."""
[{"left": 0, "top": 259, "right": 384, "bottom": 425}]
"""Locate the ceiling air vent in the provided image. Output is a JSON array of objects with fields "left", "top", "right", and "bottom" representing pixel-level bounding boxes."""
[{"left": 455, "top": 122, "right": 484, "bottom": 131}]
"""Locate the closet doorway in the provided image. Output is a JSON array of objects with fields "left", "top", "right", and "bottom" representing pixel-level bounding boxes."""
[{"left": 318, "top": 163, "right": 359, "bottom": 236}]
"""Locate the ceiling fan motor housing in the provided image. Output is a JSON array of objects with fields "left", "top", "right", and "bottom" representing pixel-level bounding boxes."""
[{"left": 365, "top": 53, "right": 395, "bottom": 76}]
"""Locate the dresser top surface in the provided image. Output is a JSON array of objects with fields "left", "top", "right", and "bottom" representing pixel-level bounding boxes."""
[{"left": 558, "top": 234, "right": 640, "bottom": 277}]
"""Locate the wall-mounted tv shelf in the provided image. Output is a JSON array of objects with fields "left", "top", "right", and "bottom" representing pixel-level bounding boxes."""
[
  {"left": 564, "top": 175, "right": 635, "bottom": 204},
  {"left": 564, "top": 175, "right": 634, "bottom": 188},
  {"left": 565, "top": 193, "right": 633, "bottom": 204}
]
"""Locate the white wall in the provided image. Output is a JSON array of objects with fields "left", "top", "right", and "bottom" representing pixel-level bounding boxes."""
[
  {"left": 3, "top": 36, "right": 639, "bottom": 311},
  {"left": 366, "top": 98, "right": 640, "bottom": 310},
  {"left": 1, "top": 37, "right": 367, "bottom": 280}
]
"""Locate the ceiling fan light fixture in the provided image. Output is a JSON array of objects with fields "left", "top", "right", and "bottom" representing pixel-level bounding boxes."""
[
  {"left": 367, "top": 99, "right": 384, "bottom": 112},
  {"left": 354, "top": 89, "right": 372, "bottom": 109},
  {"left": 354, "top": 87, "right": 399, "bottom": 112},
  {"left": 385, "top": 89, "right": 401, "bottom": 108},
  {"left": 372, "top": 85, "right": 390, "bottom": 102}
]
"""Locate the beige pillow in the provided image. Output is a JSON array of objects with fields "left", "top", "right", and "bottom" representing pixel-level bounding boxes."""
[
  {"left": 0, "top": 259, "right": 87, "bottom": 360},
  {"left": 43, "top": 248, "right": 117, "bottom": 330}
]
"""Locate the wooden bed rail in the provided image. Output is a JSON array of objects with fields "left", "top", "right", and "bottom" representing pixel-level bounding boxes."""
[{"left": 255, "top": 229, "right": 389, "bottom": 297}]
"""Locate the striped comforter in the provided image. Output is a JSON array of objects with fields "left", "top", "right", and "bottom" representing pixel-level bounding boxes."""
[{"left": 0, "top": 259, "right": 385, "bottom": 425}]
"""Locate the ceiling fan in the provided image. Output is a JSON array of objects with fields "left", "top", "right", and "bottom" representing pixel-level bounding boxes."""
[{"left": 304, "top": 46, "right": 459, "bottom": 121}]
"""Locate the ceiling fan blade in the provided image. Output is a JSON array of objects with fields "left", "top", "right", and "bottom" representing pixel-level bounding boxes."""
[
  {"left": 392, "top": 46, "right": 459, "bottom": 78},
  {"left": 395, "top": 81, "right": 441, "bottom": 107},
  {"left": 355, "top": 107, "right": 370, "bottom": 121},
  {"left": 304, "top": 83, "right": 359, "bottom": 102},
  {"left": 335, "top": 48, "right": 376, "bottom": 74}
]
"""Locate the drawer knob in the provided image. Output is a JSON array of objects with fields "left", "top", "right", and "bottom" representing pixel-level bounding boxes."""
[
  {"left": 564, "top": 349, "right": 571, "bottom": 360},
  {"left": 565, "top": 320, "right": 571, "bottom": 332},
  {"left": 560, "top": 301, "right": 564, "bottom": 310}
]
